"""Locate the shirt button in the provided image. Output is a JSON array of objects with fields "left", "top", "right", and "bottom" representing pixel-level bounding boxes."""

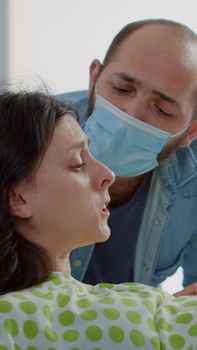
[
  {"left": 155, "top": 217, "right": 161, "bottom": 225},
  {"left": 74, "top": 259, "right": 82, "bottom": 268},
  {"left": 143, "top": 264, "right": 149, "bottom": 272}
]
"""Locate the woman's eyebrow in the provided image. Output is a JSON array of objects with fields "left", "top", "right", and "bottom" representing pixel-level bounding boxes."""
[{"left": 65, "top": 137, "right": 90, "bottom": 153}]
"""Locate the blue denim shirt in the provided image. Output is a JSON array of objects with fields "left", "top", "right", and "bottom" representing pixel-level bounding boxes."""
[{"left": 58, "top": 90, "right": 197, "bottom": 287}]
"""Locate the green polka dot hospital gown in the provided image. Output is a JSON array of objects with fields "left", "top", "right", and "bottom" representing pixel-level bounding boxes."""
[{"left": 0, "top": 273, "right": 197, "bottom": 349}]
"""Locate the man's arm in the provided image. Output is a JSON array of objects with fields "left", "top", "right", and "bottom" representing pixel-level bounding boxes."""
[
  {"left": 174, "top": 283, "right": 197, "bottom": 296},
  {"left": 174, "top": 233, "right": 197, "bottom": 296}
]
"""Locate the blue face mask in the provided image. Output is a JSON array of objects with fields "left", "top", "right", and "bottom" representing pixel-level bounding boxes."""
[{"left": 84, "top": 94, "right": 187, "bottom": 177}]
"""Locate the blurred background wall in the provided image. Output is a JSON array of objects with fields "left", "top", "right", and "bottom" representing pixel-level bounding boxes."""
[
  {"left": 0, "top": 0, "right": 8, "bottom": 83},
  {"left": 2, "top": 0, "right": 197, "bottom": 94}
]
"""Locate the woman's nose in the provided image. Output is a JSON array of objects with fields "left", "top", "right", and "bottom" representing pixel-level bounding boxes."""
[{"left": 94, "top": 159, "right": 115, "bottom": 190}]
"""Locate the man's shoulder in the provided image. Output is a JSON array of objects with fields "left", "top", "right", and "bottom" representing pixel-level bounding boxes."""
[
  {"left": 189, "top": 138, "right": 197, "bottom": 155},
  {"left": 159, "top": 139, "right": 197, "bottom": 189},
  {"left": 57, "top": 90, "right": 88, "bottom": 104},
  {"left": 57, "top": 90, "right": 88, "bottom": 128},
  {"left": 175, "top": 139, "right": 197, "bottom": 175}
]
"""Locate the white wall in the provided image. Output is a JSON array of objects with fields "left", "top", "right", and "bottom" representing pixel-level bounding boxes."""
[
  {"left": 0, "top": 0, "right": 8, "bottom": 82},
  {"left": 7, "top": 0, "right": 197, "bottom": 93}
]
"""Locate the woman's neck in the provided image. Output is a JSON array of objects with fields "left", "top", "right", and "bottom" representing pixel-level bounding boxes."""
[
  {"left": 109, "top": 175, "right": 144, "bottom": 207},
  {"left": 52, "top": 252, "right": 71, "bottom": 274}
]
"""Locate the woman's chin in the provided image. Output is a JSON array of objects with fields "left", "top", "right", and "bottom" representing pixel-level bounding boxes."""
[{"left": 98, "top": 225, "right": 111, "bottom": 242}]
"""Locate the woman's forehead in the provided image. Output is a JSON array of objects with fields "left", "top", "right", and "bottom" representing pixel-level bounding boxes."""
[{"left": 48, "top": 115, "right": 86, "bottom": 155}]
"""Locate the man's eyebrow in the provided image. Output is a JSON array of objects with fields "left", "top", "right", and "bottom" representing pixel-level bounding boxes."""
[
  {"left": 152, "top": 90, "right": 180, "bottom": 108},
  {"left": 113, "top": 72, "right": 181, "bottom": 109},
  {"left": 113, "top": 72, "right": 143, "bottom": 87}
]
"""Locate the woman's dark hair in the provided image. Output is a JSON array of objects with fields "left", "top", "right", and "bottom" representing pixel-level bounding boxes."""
[{"left": 0, "top": 90, "right": 77, "bottom": 294}]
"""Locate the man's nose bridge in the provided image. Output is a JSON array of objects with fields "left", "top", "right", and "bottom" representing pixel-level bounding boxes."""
[{"left": 123, "top": 96, "right": 146, "bottom": 122}]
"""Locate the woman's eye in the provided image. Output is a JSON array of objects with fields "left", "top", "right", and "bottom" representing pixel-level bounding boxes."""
[{"left": 71, "top": 162, "right": 86, "bottom": 172}]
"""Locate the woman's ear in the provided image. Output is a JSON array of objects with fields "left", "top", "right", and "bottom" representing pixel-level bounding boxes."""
[
  {"left": 88, "top": 59, "right": 102, "bottom": 96},
  {"left": 9, "top": 187, "right": 32, "bottom": 219},
  {"left": 179, "top": 120, "right": 197, "bottom": 148}
]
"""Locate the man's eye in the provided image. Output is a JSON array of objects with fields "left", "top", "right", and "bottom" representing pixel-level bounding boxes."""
[
  {"left": 158, "top": 107, "right": 172, "bottom": 116},
  {"left": 112, "top": 85, "right": 130, "bottom": 93},
  {"left": 153, "top": 103, "right": 172, "bottom": 117},
  {"left": 71, "top": 162, "right": 86, "bottom": 171}
]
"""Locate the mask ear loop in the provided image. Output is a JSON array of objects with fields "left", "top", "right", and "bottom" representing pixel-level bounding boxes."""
[{"left": 170, "top": 125, "right": 189, "bottom": 138}]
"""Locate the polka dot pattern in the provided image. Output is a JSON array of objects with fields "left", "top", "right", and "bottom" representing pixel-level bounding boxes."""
[
  {"left": 86, "top": 326, "right": 102, "bottom": 341},
  {"left": 58, "top": 310, "right": 75, "bottom": 326},
  {"left": 23, "top": 320, "right": 39, "bottom": 339},
  {"left": 80, "top": 310, "right": 98, "bottom": 321},
  {"left": 103, "top": 308, "right": 120, "bottom": 320},
  {"left": 126, "top": 310, "right": 142, "bottom": 324},
  {"left": 4, "top": 319, "right": 18, "bottom": 337},
  {"left": 0, "top": 272, "right": 196, "bottom": 349},
  {"left": 130, "top": 329, "right": 145, "bottom": 346},
  {"left": 19, "top": 301, "right": 37, "bottom": 314},
  {"left": 108, "top": 326, "right": 124, "bottom": 343}
]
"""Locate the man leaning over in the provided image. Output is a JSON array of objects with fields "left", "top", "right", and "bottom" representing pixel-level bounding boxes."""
[{"left": 59, "top": 19, "right": 197, "bottom": 290}]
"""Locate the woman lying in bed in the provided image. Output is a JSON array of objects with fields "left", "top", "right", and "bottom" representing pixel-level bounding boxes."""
[{"left": 0, "top": 90, "right": 197, "bottom": 350}]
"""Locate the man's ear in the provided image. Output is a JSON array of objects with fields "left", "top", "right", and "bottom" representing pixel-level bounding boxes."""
[
  {"left": 88, "top": 59, "right": 102, "bottom": 96},
  {"left": 9, "top": 187, "right": 32, "bottom": 219},
  {"left": 179, "top": 120, "right": 197, "bottom": 148}
]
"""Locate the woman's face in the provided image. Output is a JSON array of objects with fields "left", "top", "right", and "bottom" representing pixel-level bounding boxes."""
[{"left": 17, "top": 115, "right": 114, "bottom": 254}]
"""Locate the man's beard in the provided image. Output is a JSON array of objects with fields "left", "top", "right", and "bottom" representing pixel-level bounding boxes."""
[
  {"left": 157, "top": 131, "right": 188, "bottom": 162},
  {"left": 86, "top": 86, "right": 96, "bottom": 118}
]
